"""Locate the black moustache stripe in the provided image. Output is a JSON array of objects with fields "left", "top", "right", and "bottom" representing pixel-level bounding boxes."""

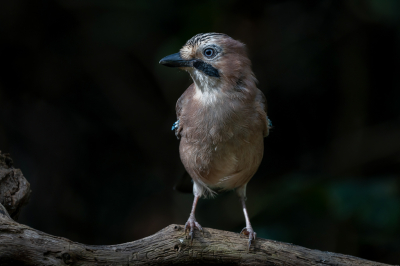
[{"left": 193, "top": 60, "right": 220, "bottom": 78}]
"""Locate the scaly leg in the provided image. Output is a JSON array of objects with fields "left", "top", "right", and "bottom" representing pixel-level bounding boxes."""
[
  {"left": 184, "top": 183, "right": 203, "bottom": 243},
  {"left": 237, "top": 184, "right": 256, "bottom": 251}
]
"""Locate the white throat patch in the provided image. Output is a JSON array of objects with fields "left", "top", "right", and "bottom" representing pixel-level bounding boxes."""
[{"left": 189, "top": 69, "right": 222, "bottom": 105}]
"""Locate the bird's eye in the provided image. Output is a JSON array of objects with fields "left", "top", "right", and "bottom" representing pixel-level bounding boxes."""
[{"left": 203, "top": 48, "right": 216, "bottom": 58}]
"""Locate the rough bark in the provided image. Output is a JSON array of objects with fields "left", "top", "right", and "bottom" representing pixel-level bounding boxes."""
[
  {"left": 0, "top": 151, "right": 31, "bottom": 220},
  {"left": 0, "top": 152, "right": 395, "bottom": 266},
  {"left": 0, "top": 216, "right": 394, "bottom": 266}
]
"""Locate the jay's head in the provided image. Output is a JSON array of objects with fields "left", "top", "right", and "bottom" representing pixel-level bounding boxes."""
[{"left": 160, "top": 33, "right": 256, "bottom": 91}]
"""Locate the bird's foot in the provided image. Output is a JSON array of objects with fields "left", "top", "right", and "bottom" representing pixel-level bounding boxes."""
[
  {"left": 240, "top": 227, "right": 256, "bottom": 252},
  {"left": 184, "top": 216, "right": 203, "bottom": 244}
]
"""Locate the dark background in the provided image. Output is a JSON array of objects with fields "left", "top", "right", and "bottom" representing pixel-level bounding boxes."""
[{"left": 1, "top": 0, "right": 399, "bottom": 264}]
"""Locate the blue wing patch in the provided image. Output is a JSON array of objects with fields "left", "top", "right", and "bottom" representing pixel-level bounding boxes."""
[
  {"left": 267, "top": 117, "right": 273, "bottom": 128},
  {"left": 171, "top": 120, "right": 180, "bottom": 131}
]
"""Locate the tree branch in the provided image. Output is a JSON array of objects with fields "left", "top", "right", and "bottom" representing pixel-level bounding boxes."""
[
  {"left": 0, "top": 217, "right": 394, "bottom": 266},
  {"left": 0, "top": 151, "right": 31, "bottom": 220},
  {"left": 0, "top": 151, "right": 394, "bottom": 266}
]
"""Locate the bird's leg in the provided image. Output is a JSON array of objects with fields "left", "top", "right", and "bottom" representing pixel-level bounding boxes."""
[
  {"left": 184, "top": 188, "right": 203, "bottom": 243},
  {"left": 236, "top": 184, "right": 256, "bottom": 251}
]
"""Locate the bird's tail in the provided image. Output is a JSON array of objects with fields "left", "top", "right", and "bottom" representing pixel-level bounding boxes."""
[
  {"left": 174, "top": 171, "right": 217, "bottom": 198},
  {"left": 173, "top": 171, "right": 193, "bottom": 193}
]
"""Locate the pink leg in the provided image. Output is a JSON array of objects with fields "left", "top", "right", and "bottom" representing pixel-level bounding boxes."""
[
  {"left": 237, "top": 184, "right": 256, "bottom": 251},
  {"left": 184, "top": 194, "right": 203, "bottom": 243}
]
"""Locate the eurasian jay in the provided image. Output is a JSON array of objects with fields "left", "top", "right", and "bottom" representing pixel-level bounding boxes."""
[{"left": 160, "top": 33, "right": 271, "bottom": 250}]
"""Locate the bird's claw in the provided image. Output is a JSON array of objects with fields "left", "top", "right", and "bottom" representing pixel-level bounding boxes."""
[
  {"left": 184, "top": 217, "right": 203, "bottom": 244},
  {"left": 240, "top": 227, "right": 256, "bottom": 252}
]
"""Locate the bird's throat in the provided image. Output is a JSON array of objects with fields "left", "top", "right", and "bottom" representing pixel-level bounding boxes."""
[{"left": 190, "top": 68, "right": 222, "bottom": 96}]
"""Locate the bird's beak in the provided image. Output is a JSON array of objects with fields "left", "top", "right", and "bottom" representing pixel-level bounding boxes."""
[{"left": 159, "top": 52, "right": 193, "bottom": 68}]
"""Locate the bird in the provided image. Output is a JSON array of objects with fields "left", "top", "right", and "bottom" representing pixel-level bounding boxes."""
[{"left": 159, "top": 33, "right": 271, "bottom": 250}]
